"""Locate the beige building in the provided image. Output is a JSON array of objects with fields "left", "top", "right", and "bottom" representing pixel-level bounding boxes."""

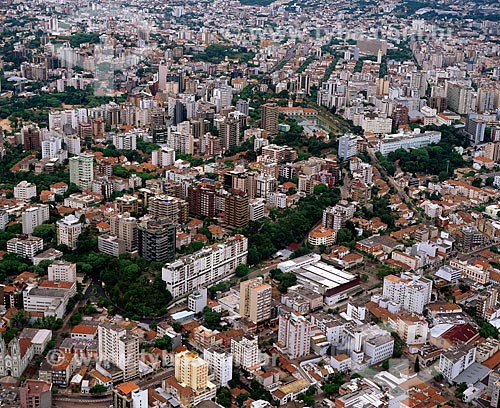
[
  {"left": 47, "top": 261, "right": 77, "bottom": 283},
  {"left": 97, "top": 325, "right": 139, "bottom": 382},
  {"left": 239, "top": 277, "right": 272, "bottom": 324},
  {"left": 174, "top": 350, "right": 209, "bottom": 392},
  {"left": 109, "top": 212, "right": 138, "bottom": 253},
  {"left": 56, "top": 215, "right": 82, "bottom": 250}
]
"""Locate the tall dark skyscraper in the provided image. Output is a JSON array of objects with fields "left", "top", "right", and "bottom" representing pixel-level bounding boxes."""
[{"left": 138, "top": 217, "right": 176, "bottom": 263}]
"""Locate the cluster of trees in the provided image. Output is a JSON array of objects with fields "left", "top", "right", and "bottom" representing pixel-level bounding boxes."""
[
  {"left": 375, "top": 263, "right": 403, "bottom": 280},
  {"left": 141, "top": 334, "right": 173, "bottom": 352},
  {"left": 270, "top": 269, "right": 297, "bottom": 293},
  {"left": 241, "top": 187, "right": 341, "bottom": 265},
  {"left": 196, "top": 45, "right": 255, "bottom": 64},
  {"left": 273, "top": 118, "right": 336, "bottom": 156},
  {"left": 322, "top": 372, "right": 345, "bottom": 396},
  {"left": 59, "top": 33, "right": 101, "bottom": 48},
  {"left": 203, "top": 307, "right": 223, "bottom": 331},
  {"left": 217, "top": 380, "right": 275, "bottom": 408},
  {"left": 62, "top": 249, "right": 172, "bottom": 319},
  {"left": 0, "top": 87, "right": 112, "bottom": 128},
  {"left": 298, "top": 386, "right": 316, "bottom": 405}
]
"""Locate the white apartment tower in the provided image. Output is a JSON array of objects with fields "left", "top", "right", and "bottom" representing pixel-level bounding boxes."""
[
  {"left": 231, "top": 335, "right": 260, "bottom": 370},
  {"left": 162, "top": 235, "right": 248, "bottom": 298},
  {"left": 382, "top": 272, "right": 432, "bottom": 314},
  {"left": 278, "top": 312, "right": 312, "bottom": 359},
  {"left": 338, "top": 133, "right": 358, "bottom": 161},
  {"left": 22, "top": 205, "right": 50, "bottom": 234},
  {"left": 203, "top": 347, "right": 233, "bottom": 387}
]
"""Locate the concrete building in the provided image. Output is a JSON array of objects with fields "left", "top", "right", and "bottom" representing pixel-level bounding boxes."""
[
  {"left": 98, "top": 325, "right": 139, "bottom": 382},
  {"left": 113, "top": 132, "right": 137, "bottom": 150},
  {"left": 224, "top": 191, "right": 249, "bottom": 228},
  {"left": 14, "top": 181, "right": 37, "bottom": 200},
  {"left": 379, "top": 129, "right": 441, "bottom": 156},
  {"left": 162, "top": 235, "right": 248, "bottom": 298},
  {"left": 439, "top": 345, "right": 476, "bottom": 383},
  {"left": 261, "top": 144, "right": 297, "bottom": 163},
  {"left": 148, "top": 195, "right": 188, "bottom": 224},
  {"left": 278, "top": 312, "right": 312, "bottom": 359},
  {"left": 22, "top": 205, "right": 50, "bottom": 234},
  {"left": 175, "top": 350, "right": 210, "bottom": 392},
  {"left": 261, "top": 103, "right": 279, "bottom": 135},
  {"left": 138, "top": 217, "right": 176, "bottom": 263},
  {"left": 382, "top": 273, "right": 432, "bottom": 314},
  {"left": 109, "top": 212, "right": 138, "bottom": 253},
  {"left": 188, "top": 288, "right": 208, "bottom": 314},
  {"left": 446, "top": 82, "right": 474, "bottom": 114},
  {"left": 239, "top": 277, "right": 272, "bottom": 324},
  {"left": 47, "top": 261, "right": 76, "bottom": 282},
  {"left": 231, "top": 335, "right": 260, "bottom": 370},
  {"left": 338, "top": 133, "right": 358, "bottom": 161},
  {"left": 249, "top": 199, "right": 266, "bottom": 221},
  {"left": 98, "top": 234, "right": 127, "bottom": 257},
  {"left": 56, "top": 214, "right": 82, "bottom": 250},
  {"left": 23, "top": 284, "right": 73, "bottom": 319},
  {"left": 20, "top": 379, "right": 52, "bottom": 408},
  {"left": 203, "top": 346, "right": 233, "bottom": 386},
  {"left": 152, "top": 146, "right": 176, "bottom": 167},
  {"left": 7, "top": 235, "right": 44, "bottom": 259},
  {"left": 69, "top": 153, "right": 95, "bottom": 190}
]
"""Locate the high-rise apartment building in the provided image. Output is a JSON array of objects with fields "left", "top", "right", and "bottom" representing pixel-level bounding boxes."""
[
  {"left": 261, "top": 103, "right": 279, "bottom": 135},
  {"left": 239, "top": 277, "right": 272, "bottom": 324},
  {"left": 152, "top": 146, "right": 176, "bottom": 167},
  {"left": 69, "top": 153, "right": 94, "bottom": 190},
  {"left": 162, "top": 235, "right": 248, "bottom": 298},
  {"left": 338, "top": 133, "right": 358, "bottom": 161},
  {"left": 203, "top": 347, "right": 233, "bottom": 387},
  {"left": 138, "top": 217, "right": 176, "bottom": 262},
  {"left": 23, "top": 126, "right": 41, "bottom": 151},
  {"left": 22, "top": 205, "right": 50, "bottom": 234},
  {"left": 231, "top": 335, "right": 260, "bottom": 370},
  {"left": 112, "top": 132, "right": 137, "bottom": 150},
  {"left": 188, "top": 185, "right": 216, "bottom": 218},
  {"left": 261, "top": 144, "right": 297, "bottom": 163},
  {"left": 382, "top": 272, "right": 432, "bottom": 314},
  {"left": 7, "top": 235, "right": 44, "bottom": 259},
  {"left": 278, "top": 312, "right": 312, "bottom": 359},
  {"left": 148, "top": 195, "right": 189, "bottom": 224},
  {"left": 224, "top": 191, "right": 249, "bottom": 228},
  {"left": 98, "top": 325, "right": 139, "bottom": 382},
  {"left": 220, "top": 116, "right": 241, "bottom": 150},
  {"left": 56, "top": 214, "right": 82, "bottom": 250},
  {"left": 465, "top": 115, "right": 486, "bottom": 145},
  {"left": 14, "top": 181, "right": 37, "bottom": 200},
  {"left": 174, "top": 350, "right": 209, "bottom": 392},
  {"left": 109, "top": 212, "right": 138, "bottom": 253},
  {"left": 446, "top": 81, "right": 473, "bottom": 114}
]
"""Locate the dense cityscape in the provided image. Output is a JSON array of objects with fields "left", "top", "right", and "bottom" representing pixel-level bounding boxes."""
[{"left": 0, "top": 0, "right": 499, "bottom": 407}]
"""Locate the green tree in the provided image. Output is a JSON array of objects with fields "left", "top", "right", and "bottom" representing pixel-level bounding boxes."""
[
  {"left": 235, "top": 264, "right": 250, "bottom": 277},
  {"left": 472, "top": 178, "right": 482, "bottom": 187},
  {"left": 89, "top": 384, "right": 108, "bottom": 394},
  {"left": 204, "top": 307, "right": 222, "bottom": 330},
  {"left": 216, "top": 387, "right": 232, "bottom": 408},
  {"left": 32, "top": 224, "right": 56, "bottom": 242}
]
